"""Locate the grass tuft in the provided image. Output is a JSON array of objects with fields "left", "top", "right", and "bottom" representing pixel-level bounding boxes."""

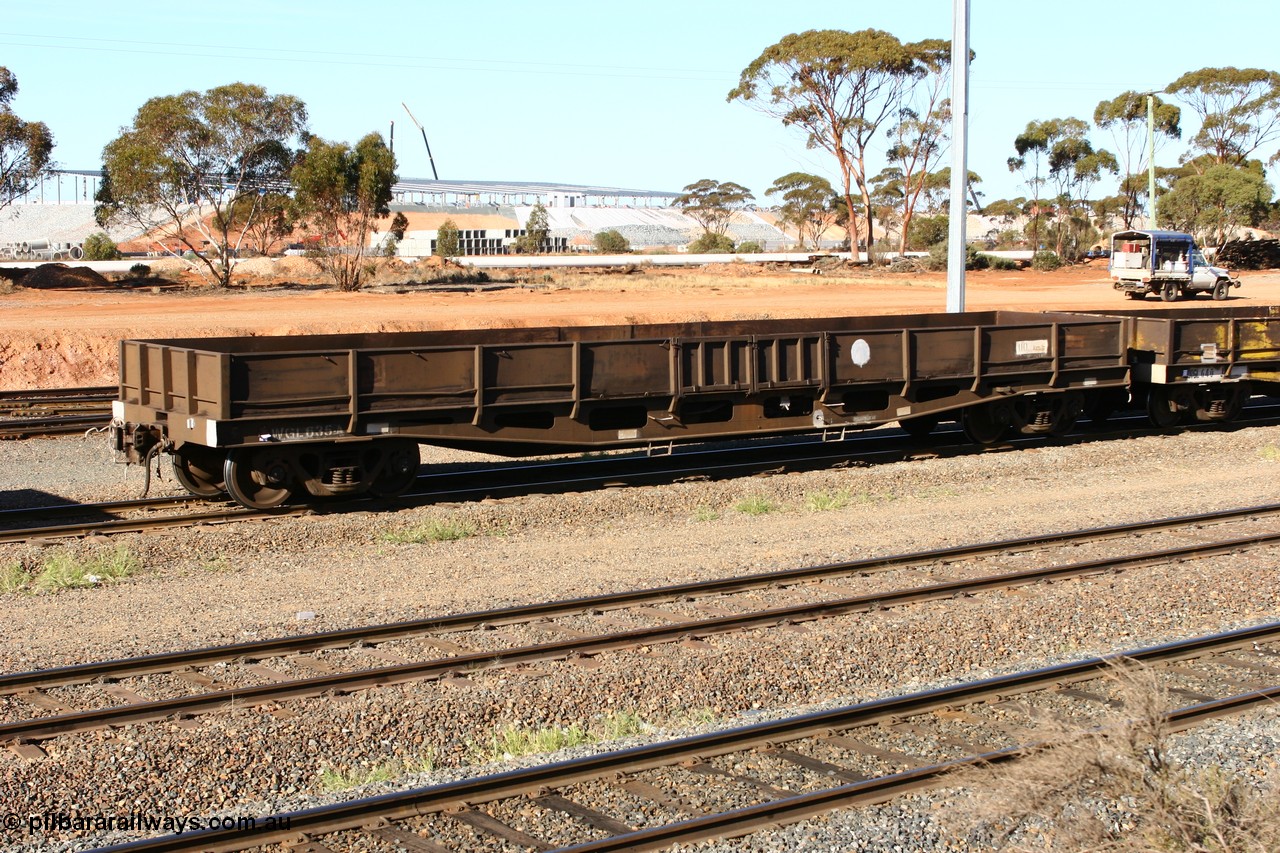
[
  {"left": 805, "top": 488, "right": 856, "bottom": 511},
  {"left": 0, "top": 561, "right": 29, "bottom": 594},
  {"left": 318, "top": 751, "right": 436, "bottom": 792},
  {"left": 8, "top": 546, "right": 142, "bottom": 594},
  {"left": 692, "top": 505, "right": 720, "bottom": 522},
  {"left": 200, "top": 555, "right": 236, "bottom": 573},
  {"left": 469, "top": 722, "right": 592, "bottom": 763},
  {"left": 734, "top": 495, "right": 779, "bottom": 516},
  {"left": 469, "top": 711, "right": 653, "bottom": 764},
  {"left": 595, "top": 709, "right": 649, "bottom": 740},
  {"left": 380, "top": 517, "right": 477, "bottom": 544}
]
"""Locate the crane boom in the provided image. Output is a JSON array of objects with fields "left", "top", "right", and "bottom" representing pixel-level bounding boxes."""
[{"left": 401, "top": 102, "right": 439, "bottom": 181}]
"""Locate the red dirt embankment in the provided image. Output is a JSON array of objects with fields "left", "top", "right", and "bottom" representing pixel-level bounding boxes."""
[{"left": 2, "top": 261, "right": 1278, "bottom": 389}]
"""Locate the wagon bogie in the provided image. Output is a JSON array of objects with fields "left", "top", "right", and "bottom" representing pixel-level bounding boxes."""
[{"left": 1010, "top": 391, "right": 1085, "bottom": 436}]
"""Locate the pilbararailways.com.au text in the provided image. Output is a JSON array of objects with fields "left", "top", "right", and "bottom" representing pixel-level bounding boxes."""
[{"left": 9, "top": 810, "right": 291, "bottom": 836}]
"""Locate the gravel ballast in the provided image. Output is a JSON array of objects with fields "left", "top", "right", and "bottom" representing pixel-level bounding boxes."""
[{"left": 2, "top": 423, "right": 1280, "bottom": 851}]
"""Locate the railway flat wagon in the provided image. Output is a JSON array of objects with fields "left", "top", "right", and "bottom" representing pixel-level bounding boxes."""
[
  {"left": 1104, "top": 305, "right": 1280, "bottom": 425},
  {"left": 111, "top": 310, "right": 1132, "bottom": 509}
]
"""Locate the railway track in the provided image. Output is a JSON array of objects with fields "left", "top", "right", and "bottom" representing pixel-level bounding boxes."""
[
  {"left": 0, "top": 385, "right": 113, "bottom": 439},
  {"left": 90, "top": 621, "right": 1280, "bottom": 852},
  {"left": 5, "top": 503, "right": 1279, "bottom": 752},
  {"left": 5, "top": 401, "right": 1280, "bottom": 544}
]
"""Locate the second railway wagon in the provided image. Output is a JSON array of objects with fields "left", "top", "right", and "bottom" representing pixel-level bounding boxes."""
[
  {"left": 111, "top": 310, "right": 1132, "bottom": 509},
  {"left": 1097, "top": 305, "right": 1280, "bottom": 425}
]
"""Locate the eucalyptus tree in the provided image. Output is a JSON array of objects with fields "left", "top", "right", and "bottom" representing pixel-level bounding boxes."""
[
  {"left": 97, "top": 83, "right": 307, "bottom": 286},
  {"left": 290, "top": 132, "right": 397, "bottom": 291},
  {"left": 0, "top": 67, "right": 55, "bottom": 214},
  {"left": 1045, "top": 120, "right": 1118, "bottom": 257},
  {"left": 882, "top": 39, "right": 954, "bottom": 253},
  {"left": 1158, "top": 160, "right": 1272, "bottom": 246},
  {"left": 1094, "top": 90, "right": 1181, "bottom": 227},
  {"left": 435, "top": 219, "right": 460, "bottom": 258},
  {"left": 227, "top": 191, "right": 295, "bottom": 256},
  {"left": 1007, "top": 120, "right": 1055, "bottom": 250},
  {"left": 673, "top": 178, "right": 754, "bottom": 238},
  {"left": 1166, "top": 67, "right": 1280, "bottom": 167},
  {"left": 516, "top": 202, "right": 549, "bottom": 253},
  {"left": 1008, "top": 118, "right": 1115, "bottom": 255},
  {"left": 766, "top": 172, "right": 838, "bottom": 249},
  {"left": 729, "top": 29, "right": 948, "bottom": 254}
]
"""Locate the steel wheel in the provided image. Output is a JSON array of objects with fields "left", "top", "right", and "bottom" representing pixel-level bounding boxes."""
[
  {"left": 1160, "top": 280, "right": 1178, "bottom": 302},
  {"left": 1145, "top": 386, "right": 1185, "bottom": 428},
  {"left": 962, "top": 402, "right": 1008, "bottom": 446},
  {"left": 1212, "top": 279, "right": 1229, "bottom": 301},
  {"left": 223, "top": 449, "right": 295, "bottom": 510},
  {"left": 369, "top": 441, "right": 421, "bottom": 497},
  {"left": 171, "top": 445, "right": 227, "bottom": 497}
]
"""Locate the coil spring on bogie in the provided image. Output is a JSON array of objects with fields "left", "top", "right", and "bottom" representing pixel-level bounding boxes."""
[{"left": 324, "top": 466, "right": 362, "bottom": 486}]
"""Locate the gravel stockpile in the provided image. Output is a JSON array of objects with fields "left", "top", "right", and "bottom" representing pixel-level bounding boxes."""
[
  {"left": 0, "top": 204, "right": 141, "bottom": 246},
  {"left": 2, "top": 424, "right": 1280, "bottom": 850},
  {"left": 726, "top": 221, "right": 789, "bottom": 246},
  {"left": 613, "top": 222, "right": 695, "bottom": 247}
]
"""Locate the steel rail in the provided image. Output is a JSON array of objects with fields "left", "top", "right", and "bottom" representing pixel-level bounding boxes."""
[
  {"left": 5, "top": 521, "right": 1279, "bottom": 743},
  {"left": 0, "top": 505, "right": 261, "bottom": 544},
  {"left": 6, "top": 401, "right": 1280, "bottom": 545},
  {"left": 4, "top": 501, "right": 1276, "bottom": 693},
  {"left": 89, "top": 621, "right": 1280, "bottom": 853},
  {"left": 552, "top": 683, "right": 1280, "bottom": 852},
  {"left": 0, "top": 385, "right": 114, "bottom": 405},
  {"left": 5, "top": 399, "right": 1280, "bottom": 542},
  {"left": 0, "top": 415, "right": 111, "bottom": 439},
  {"left": 0, "top": 418, "right": 979, "bottom": 536},
  {"left": 0, "top": 386, "right": 114, "bottom": 438}
]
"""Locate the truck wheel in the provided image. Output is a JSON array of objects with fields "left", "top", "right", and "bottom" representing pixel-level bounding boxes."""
[
  {"left": 1212, "top": 279, "right": 1229, "bottom": 301},
  {"left": 1160, "top": 281, "right": 1178, "bottom": 302}
]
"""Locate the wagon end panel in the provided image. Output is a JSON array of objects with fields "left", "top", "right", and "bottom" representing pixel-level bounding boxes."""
[{"left": 118, "top": 341, "right": 226, "bottom": 419}]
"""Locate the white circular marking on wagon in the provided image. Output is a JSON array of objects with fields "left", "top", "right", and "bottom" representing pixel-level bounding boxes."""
[{"left": 850, "top": 339, "right": 871, "bottom": 367}]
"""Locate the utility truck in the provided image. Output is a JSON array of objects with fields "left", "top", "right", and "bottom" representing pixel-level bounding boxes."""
[{"left": 1109, "top": 229, "right": 1240, "bottom": 302}]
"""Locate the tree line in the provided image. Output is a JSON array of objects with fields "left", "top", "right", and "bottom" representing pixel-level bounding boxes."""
[
  {"left": 702, "top": 30, "right": 1280, "bottom": 259},
  {"left": 3, "top": 37, "right": 1279, "bottom": 284},
  {"left": 0, "top": 75, "right": 401, "bottom": 290}
]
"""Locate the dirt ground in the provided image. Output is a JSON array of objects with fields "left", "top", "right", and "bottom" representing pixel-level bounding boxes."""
[{"left": 2, "top": 258, "right": 1279, "bottom": 389}]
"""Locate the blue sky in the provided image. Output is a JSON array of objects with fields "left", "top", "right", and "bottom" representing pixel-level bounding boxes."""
[{"left": 4, "top": 0, "right": 1279, "bottom": 204}]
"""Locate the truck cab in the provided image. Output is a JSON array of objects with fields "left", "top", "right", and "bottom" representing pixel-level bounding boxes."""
[{"left": 1109, "top": 229, "right": 1240, "bottom": 302}]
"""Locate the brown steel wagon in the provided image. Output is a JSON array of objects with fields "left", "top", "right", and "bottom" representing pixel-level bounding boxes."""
[{"left": 112, "top": 310, "right": 1132, "bottom": 508}]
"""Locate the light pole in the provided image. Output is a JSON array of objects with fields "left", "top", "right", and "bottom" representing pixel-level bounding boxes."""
[
  {"left": 946, "top": 0, "right": 970, "bottom": 313},
  {"left": 1145, "top": 91, "right": 1159, "bottom": 228}
]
